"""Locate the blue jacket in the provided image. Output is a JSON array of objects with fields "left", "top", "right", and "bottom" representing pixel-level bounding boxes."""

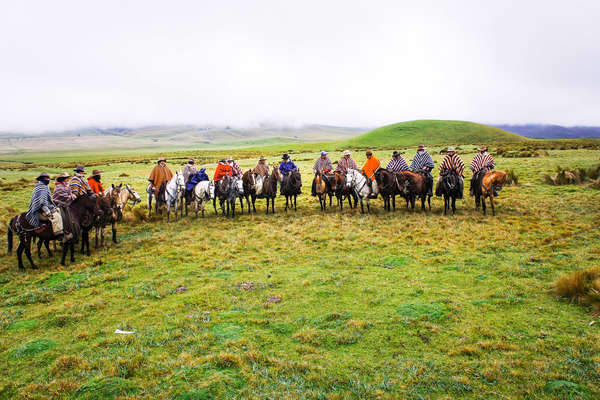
[
  {"left": 279, "top": 160, "right": 297, "bottom": 176},
  {"left": 185, "top": 169, "right": 209, "bottom": 192}
]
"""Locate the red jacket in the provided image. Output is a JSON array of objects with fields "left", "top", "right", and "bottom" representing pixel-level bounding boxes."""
[
  {"left": 213, "top": 163, "right": 232, "bottom": 182},
  {"left": 88, "top": 178, "right": 104, "bottom": 194}
]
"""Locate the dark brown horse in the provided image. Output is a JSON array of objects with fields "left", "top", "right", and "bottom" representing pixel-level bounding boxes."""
[
  {"left": 213, "top": 175, "right": 240, "bottom": 217},
  {"left": 312, "top": 171, "right": 331, "bottom": 211},
  {"left": 374, "top": 169, "right": 398, "bottom": 211},
  {"left": 282, "top": 169, "right": 302, "bottom": 211},
  {"left": 94, "top": 186, "right": 120, "bottom": 248},
  {"left": 330, "top": 171, "right": 356, "bottom": 210},
  {"left": 7, "top": 194, "right": 99, "bottom": 269},
  {"left": 438, "top": 170, "right": 461, "bottom": 215},
  {"left": 395, "top": 171, "right": 432, "bottom": 211},
  {"left": 242, "top": 170, "right": 258, "bottom": 213},
  {"left": 262, "top": 167, "right": 281, "bottom": 214},
  {"left": 473, "top": 170, "right": 507, "bottom": 215}
]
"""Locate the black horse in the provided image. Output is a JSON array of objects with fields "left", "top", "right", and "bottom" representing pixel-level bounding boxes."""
[
  {"left": 438, "top": 170, "right": 462, "bottom": 215},
  {"left": 213, "top": 175, "right": 239, "bottom": 217},
  {"left": 282, "top": 170, "right": 302, "bottom": 211}
]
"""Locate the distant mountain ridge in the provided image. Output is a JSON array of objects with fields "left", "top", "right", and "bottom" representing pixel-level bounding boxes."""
[{"left": 492, "top": 124, "right": 600, "bottom": 139}]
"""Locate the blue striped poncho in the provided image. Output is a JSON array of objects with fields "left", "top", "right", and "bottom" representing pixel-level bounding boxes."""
[
  {"left": 410, "top": 151, "right": 434, "bottom": 171},
  {"left": 26, "top": 182, "right": 56, "bottom": 228}
]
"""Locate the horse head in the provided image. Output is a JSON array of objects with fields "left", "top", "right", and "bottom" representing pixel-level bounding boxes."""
[{"left": 125, "top": 184, "right": 142, "bottom": 206}]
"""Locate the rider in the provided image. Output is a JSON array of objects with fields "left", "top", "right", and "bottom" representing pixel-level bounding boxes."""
[
  {"left": 335, "top": 150, "right": 358, "bottom": 174},
  {"left": 227, "top": 156, "right": 243, "bottom": 178},
  {"left": 214, "top": 158, "right": 232, "bottom": 182},
  {"left": 183, "top": 158, "right": 198, "bottom": 183},
  {"left": 253, "top": 156, "right": 270, "bottom": 178},
  {"left": 361, "top": 150, "right": 381, "bottom": 197},
  {"left": 470, "top": 145, "right": 496, "bottom": 196},
  {"left": 436, "top": 147, "right": 465, "bottom": 198},
  {"left": 386, "top": 151, "right": 409, "bottom": 172},
  {"left": 87, "top": 169, "right": 104, "bottom": 194},
  {"left": 148, "top": 157, "right": 174, "bottom": 194},
  {"left": 279, "top": 154, "right": 299, "bottom": 195},
  {"left": 311, "top": 151, "right": 333, "bottom": 196},
  {"left": 26, "top": 172, "right": 69, "bottom": 242},
  {"left": 69, "top": 166, "right": 93, "bottom": 198},
  {"left": 410, "top": 144, "right": 435, "bottom": 196},
  {"left": 53, "top": 172, "right": 75, "bottom": 207}
]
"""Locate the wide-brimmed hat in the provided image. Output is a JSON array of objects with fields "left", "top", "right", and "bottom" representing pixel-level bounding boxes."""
[
  {"left": 417, "top": 144, "right": 426, "bottom": 151},
  {"left": 157, "top": 157, "right": 166, "bottom": 163},
  {"left": 365, "top": 150, "right": 373, "bottom": 156},
  {"left": 343, "top": 150, "right": 351, "bottom": 156},
  {"left": 392, "top": 150, "right": 400, "bottom": 157},
  {"left": 88, "top": 169, "right": 102, "bottom": 178},
  {"left": 74, "top": 165, "right": 85, "bottom": 173},
  {"left": 188, "top": 158, "right": 195, "bottom": 164},
  {"left": 56, "top": 172, "right": 70, "bottom": 181},
  {"left": 478, "top": 145, "right": 487, "bottom": 152},
  {"left": 259, "top": 156, "right": 266, "bottom": 161},
  {"left": 36, "top": 172, "right": 50, "bottom": 181},
  {"left": 282, "top": 154, "right": 290, "bottom": 160},
  {"left": 447, "top": 146, "right": 456, "bottom": 153},
  {"left": 219, "top": 158, "right": 226, "bottom": 163},
  {"left": 227, "top": 156, "right": 233, "bottom": 161},
  {"left": 320, "top": 151, "right": 327, "bottom": 156}
]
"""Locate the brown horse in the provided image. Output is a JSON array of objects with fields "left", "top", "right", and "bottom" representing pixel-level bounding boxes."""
[
  {"left": 282, "top": 169, "right": 302, "bottom": 211},
  {"left": 312, "top": 171, "right": 331, "bottom": 211},
  {"left": 330, "top": 171, "right": 356, "bottom": 210},
  {"left": 395, "top": 171, "right": 432, "bottom": 211},
  {"left": 242, "top": 170, "right": 258, "bottom": 213},
  {"left": 262, "top": 166, "right": 281, "bottom": 214},
  {"left": 7, "top": 193, "right": 99, "bottom": 269},
  {"left": 474, "top": 170, "right": 507, "bottom": 215},
  {"left": 94, "top": 185, "right": 121, "bottom": 248},
  {"left": 374, "top": 169, "right": 398, "bottom": 211}
]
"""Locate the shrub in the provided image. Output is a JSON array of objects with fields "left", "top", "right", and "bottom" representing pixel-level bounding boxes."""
[
  {"left": 506, "top": 169, "right": 519, "bottom": 186},
  {"left": 555, "top": 266, "right": 600, "bottom": 311}
]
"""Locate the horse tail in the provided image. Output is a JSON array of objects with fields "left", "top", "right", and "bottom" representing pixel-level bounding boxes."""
[{"left": 7, "top": 219, "right": 14, "bottom": 254}]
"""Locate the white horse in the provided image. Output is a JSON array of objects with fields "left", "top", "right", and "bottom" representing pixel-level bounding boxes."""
[
  {"left": 147, "top": 171, "right": 185, "bottom": 221},
  {"left": 192, "top": 180, "right": 214, "bottom": 217},
  {"left": 346, "top": 169, "right": 373, "bottom": 214}
]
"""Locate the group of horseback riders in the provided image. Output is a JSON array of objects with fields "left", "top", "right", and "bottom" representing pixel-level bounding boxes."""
[{"left": 308, "top": 144, "right": 496, "bottom": 199}]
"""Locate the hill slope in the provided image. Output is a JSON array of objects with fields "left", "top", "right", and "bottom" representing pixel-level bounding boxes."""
[
  {"left": 344, "top": 120, "right": 527, "bottom": 148},
  {"left": 493, "top": 124, "right": 600, "bottom": 139}
]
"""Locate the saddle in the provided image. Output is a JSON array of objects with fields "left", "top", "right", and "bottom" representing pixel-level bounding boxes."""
[{"left": 12, "top": 213, "right": 49, "bottom": 236}]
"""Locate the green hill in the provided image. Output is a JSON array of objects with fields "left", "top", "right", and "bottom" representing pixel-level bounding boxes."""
[{"left": 343, "top": 120, "right": 527, "bottom": 148}]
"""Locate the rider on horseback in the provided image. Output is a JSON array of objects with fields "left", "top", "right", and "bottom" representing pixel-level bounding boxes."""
[
  {"left": 410, "top": 144, "right": 435, "bottom": 196},
  {"left": 214, "top": 159, "right": 232, "bottom": 182},
  {"left": 70, "top": 166, "right": 93, "bottom": 198},
  {"left": 311, "top": 151, "right": 333, "bottom": 196},
  {"left": 183, "top": 158, "right": 198, "bottom": 183},
  {"left": 87, "top": 169, "right": 104, "bottom": 194},
  {"left": 148, "top": 157, "right": 174, "bottom": 202},
  {"left": 361, "top": 150, "right": 381, "bottom": 198},
  {"left": 436, "top": 147, "right": 465, "bottom": 198},
  {"left": 386, "top": 151, "right": 409, "bottom": 172},
  {"left": 335, "top": 150, "right": 358, "bottom": 174},
  {"left": 253, "top": 156, "right": 270, "bottom": 178},
  {"left": 470, "top": 145, "right": 497, "bottom": 196},
  {"left": 279, "top": 154, "right": 299, "bottom": 195},
  {"left": 227, "top": 156, "right": 243, "bottom": 178},
  {"left": 27, "top": 172, "right": 69, "bottom": 242}
]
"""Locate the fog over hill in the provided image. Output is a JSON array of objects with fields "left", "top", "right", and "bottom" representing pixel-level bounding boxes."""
[{"left": 493, "top": 124, "right": 600, "bottom": 139}]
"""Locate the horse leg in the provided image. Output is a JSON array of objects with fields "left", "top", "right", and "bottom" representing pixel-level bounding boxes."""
[
  {"left": 95, "top": 227, "right": 99, "bottom": 248},
  {"left": 366, "top": 198, "right": 371, "bottom": 213},
  {"left": 24, "top": 238, "right": 37, "bottom": 269},
  {"left": 251, "top": 194, "right": 257, "bottom": 213},
  {"left": 392, "top": 195, "right": 396, "bottom": 211},
  {"left": 285, "top": 195, "right": 289, "bottom": 211},
  {"left": 213, "top": 196, "right": 218, "bottom": 215},
  {"left": 148, "top": 197, "right": 152, "bottom": 217},
  {"left": 428, "top": 195, "right": 432, "bottom": 211},
  {"left": 265, "top": 198, "right": 269, "bottom": 214},
  {"left": 452, "top": 197, "right": 456, "bottom": 215},
  {"left": 70, "top": 241, "right": 75, "bottom": 262},
  {"left": 360, "top": 198, "right": 365, "bottom": 214},
  {"left": 271, "top": 197, "right": 275, "bottom": 214},
  {"left": 45, "top": 239, "right": 52, "bottom": 257},
  {"left": 17, "top": 240, "right": 25, "bottom": 269},
  {"left": 61, "top": 242, "right": 67, "bottom": 266},
  {"left": 490, "top": 195, "right": 495, "bottom": 216},
  {"left": 421, "top": 195, "right": 426, "bottom": 211},
  {"left": 444, "top": 195, "right": 448, "bottom": 215},
  {"left": 112, "top": 221, "right": 118, "bottom": 244},
  {"left": 239, "top": 196, "right": 244, "bottom": 214},
  {"left": 101, "top": 226, "right": 106, "bottom": 247},
  {"left": 85, "top": 230, "right": 91, "bottom": 256},
  {"left": 294, "top": 194, "right": 297, "bottom": 211},
  {"left": 37, "top": 238, "right": 43, "bottom": 259}
]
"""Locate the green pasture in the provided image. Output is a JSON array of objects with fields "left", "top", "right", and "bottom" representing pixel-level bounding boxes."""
[{"left": 0, "top": 145, "right": 599, "bottom": 399}]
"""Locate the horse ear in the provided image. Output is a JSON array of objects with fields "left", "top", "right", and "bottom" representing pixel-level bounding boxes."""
[
  {"left": 112, "top": 184, "right": 115, "bottom": 189},
  {"left": 119, "top": 183, "right": 122, "bottom": 188}
]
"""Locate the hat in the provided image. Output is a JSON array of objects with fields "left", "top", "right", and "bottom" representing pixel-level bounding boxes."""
[
  {"left": 282, "top": 153, "right": 290, "bottom": 160},
  {"left": 157, "top": 157, "right": 166, "bottom": 163},
  {"left": 343, "top": 150, "right": 351, "bottom": 156},
  {"left": 320, "top": 151, "right": 327, "bottom": 156},
  {"left": 36, "top": 172, "right": 50, "bottom": 181},
  {"left": 88, "top": 169, "right": 102, "bottom": 178},
  {"left": 417, "top": 144, "right": 426, "bottom": 151},
  {"left": 56, "top": 172, "right": 70, "bottom": 181},
  {"left": 478, "top": 145, "right": 487, "bottom": 152},
  {"left": 447, "top": 146, "right": 456, "bottom": 153},
  {"left": 365, "top": 150, "right": 373, "bottom": 156},
  {"left": 259, "top": 156, "right": 266, "bottom": 161},
  {"left": 188, "top": 158, "right": 195, "bottom": 164},
  {"left": 74, "top": 165, "right": 85, "bottom": 173},
  {"left": 219, "top": 158, "right": 226, "bottom": 163},
  {"left": 392, "top": 150, "right": 400, "bottom": 157},
  {"left": 227, "top": 156, "right": 233, "bottom": 161}
]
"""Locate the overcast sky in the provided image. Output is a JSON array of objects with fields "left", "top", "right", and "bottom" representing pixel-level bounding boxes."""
[{"left": 1, "top": 0, "right": 599, "bottom": 132}]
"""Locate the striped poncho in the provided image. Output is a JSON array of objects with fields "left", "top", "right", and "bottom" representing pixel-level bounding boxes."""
[
  {"left": 386, "top": 156, "right": 409, "bottom": 172},
  {"left": 313, "top": 157, "right": 333, "bottom": 173},
  {"left": 335, "top": 157, "right": 358, "bottom": 173},
  {"left": 470, "top": 152, "right": 495, "bottom": 173},
  {"left": 229, "top": 161, "right": 243, "bottom": 177},
  {"left": 440, "top": 153, "right": 465, "bottom": 175},
  {"left": 26, "top": 182, "right": 56, "bottom": 227},
  {"left": 53, "top": 181, "right": 75, "bottom": 207},
  {"left": 410, "top": 151, "right": 434, "bottom": 171},
  {"left": 70, "top": 174, "right": 91, "bottom": 197}
]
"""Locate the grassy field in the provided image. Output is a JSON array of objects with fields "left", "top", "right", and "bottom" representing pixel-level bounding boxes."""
[{"left": 1, "top": 144, "right": 600, "bottom": 399}]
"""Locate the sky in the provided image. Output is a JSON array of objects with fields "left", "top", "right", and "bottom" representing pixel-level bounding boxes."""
[{"left": 1, "top": 0, "right": 599, "bottom": 133}]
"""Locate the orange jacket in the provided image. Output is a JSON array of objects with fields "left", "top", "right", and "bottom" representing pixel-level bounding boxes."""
[
  {"left": 88, "top": 178, "right": 104, "bottom": 194},
  {"left": 213, "top": 163, "right": 232, "bottom": 182},
  {"left": 362, "top": 156, "right": 381, "bottom": 181}
]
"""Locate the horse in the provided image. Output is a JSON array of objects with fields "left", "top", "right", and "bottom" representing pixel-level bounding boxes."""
[
  {"left": 395, "top": 171, "right": 432, "bottom": 211},
  {"left": 473, "top": 170, "right": 507, "bottom": 215},
  {"left": 282, "top": 169, "right": 302, "bottom": 211},
  {"left": 105, "top": 184, "right": 141, "bottom": 213},
  {"left": 438, "top": 170, "right": 462, "bottom": 215},
  {"left": 345, "top": 169, "right": 372, "bottom": 214},
  {"left": 233, "top": 176, "right": 246, "bottom": 214},
  {"left": 192, "top": 180, "right": 214, "bottom": 217},
  {"left": 330, "top": 171, "right": 356, "bottom": 210},
  {"left": 262, "top": 167, "right": 281, "bottom": 214},
  {"left": 242, "top": 170, "right": 259, "bottom": 213},
  {"left": 312, "top": 171, "right": 330, "bottom": 211},
  {"left": 147, "top": 172, "right": 185, "bottom": 220},
  {"left": 7, "top": 194, "right": 99, "bottom": 269},
  {"left": 213, "top": 175, "right": 240, "bottom": 217},
  {"left": 94, "top": 186, "right": 121, "bottom": 248},
  {"left": 374, "top": 169, "right": 398, "bottom": 211}
]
